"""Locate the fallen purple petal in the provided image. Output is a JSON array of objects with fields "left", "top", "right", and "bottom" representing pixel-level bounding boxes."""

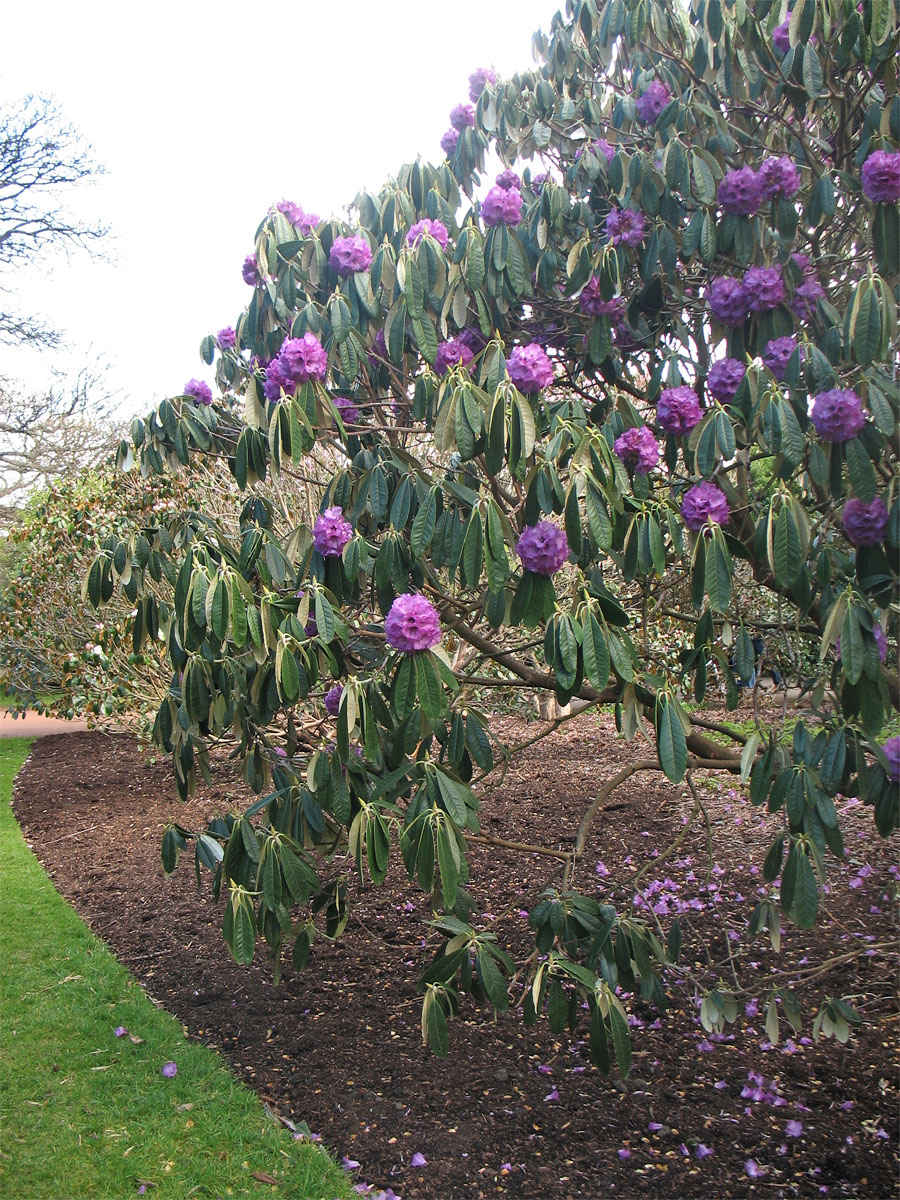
[
  {"left": 543, "top": 1088, "right": 559, "bottom": 1102},
  {"left": 342, "top": 1156, "right": 361, "bottom": 1170},
  {"left": 617, "top": 1147, "right": 631, "bottom": 1160},
  {"left": 410, "top": 1152, "right": 427, "bottom": 1167},
  {"left": 114, "top": 1026, "right": 128, "bottom": 1038},
  {"left": 161, "top": 1061, "right": 177, "bottom": 1078},
  {"left": 786, "top": 1120, "right": 803, "bottom": 1138}
]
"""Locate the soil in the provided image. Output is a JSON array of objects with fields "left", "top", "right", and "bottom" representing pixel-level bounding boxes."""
[{"left": 10, "top": 710, "right": 899, "bottom": 1200}]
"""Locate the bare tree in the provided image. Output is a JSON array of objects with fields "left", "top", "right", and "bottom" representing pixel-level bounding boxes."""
[
  {"left": 0, "top": 360, "right": 125, "bottom": 529},
  {"left": 0, "top": 94, "right": 109, "bottom": 347}
]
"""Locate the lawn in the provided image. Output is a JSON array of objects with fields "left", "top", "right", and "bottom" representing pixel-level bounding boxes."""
[{"left": 0, "top": 738, "right": 353, "bottom": 1200}]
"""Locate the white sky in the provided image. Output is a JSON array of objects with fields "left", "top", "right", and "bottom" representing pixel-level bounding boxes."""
[{"left": 2, "top": 0, "right": 556, "bottom": 419}]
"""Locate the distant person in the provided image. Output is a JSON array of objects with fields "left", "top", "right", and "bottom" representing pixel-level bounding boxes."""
[{"left": 750, "top": 634, "right": 783, "bottom": 689}]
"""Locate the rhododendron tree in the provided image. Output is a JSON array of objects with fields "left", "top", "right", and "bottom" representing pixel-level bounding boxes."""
[{"left": 87, "top": 0, "right": 898, "bottom": 1076}]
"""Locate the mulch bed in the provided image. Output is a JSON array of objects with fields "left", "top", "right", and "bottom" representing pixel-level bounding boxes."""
[{"left": 11, "top": 713, "right": 899, "bottom": 1199}]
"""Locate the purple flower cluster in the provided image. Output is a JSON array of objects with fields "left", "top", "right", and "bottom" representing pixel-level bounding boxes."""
[
  {"left": 516, "top": 521, "right": 569, "bottom": 575},
  {"left": 614, "top": 425, "right": 660, "bottom": 473},
  {"left": 324, "top": 685, "right": 344, "bottom": 716},
  {"left": 277, "top": 199, "right": 305, "bottom": 226},
  {"left": 184, "top": 378, "right": 213, "bottom": 405},
  {"left": 743, "top": 266, "right": 785, "bottom": 312},
  {"left": 312, "top": 507, "right": 353, "bottom": 557},
  {"left": 763, "top": 336, "right": 798, "bottom": 380},
  {"left": 242, "top": 254, "right": 264, "bottom": 287},
  {"left": 264, "top": 333, "right": 328, "bottom": 400},
  {"left": 773, "top": 19, "right": 791, "bottom": 54},
  {"left": 635, "top": 80, "right": 670, "bottom": 124},
  {"left": 531, "top": 172, "right": 550, "bottom": 193},
  {"left": 495, "top": 169, "right": 521, "bottom": 190},
  {"left": 468, "top": 66, "right": 497, "bottom": 101},
  {"left": 450, "top": 103, "right": 475, "bottom": 130},
  {"left": 707, "top": 358, "right": 746, "bottom": 404},
  {"left": 384, "top": 593, "right": 442, "bottom": 653},
  {"left": 882, "top": 736, "right": 900, "bottom": 782},
  {"left": 810, "top": 388, "right": 866, "bottom": 443},
  {"left": 681, "top": 482, "right": 730, "bottom": 530},
  {"left": 434, "top": 338, "right": 475, "bottom": 377},
  {"left": 657, "top": 386, "right": 703, "bottom": 435},
  {"left": 329, "top": 235, "right": 373, "bottom": 276},
  {"left": 577, "top": 138, "right": 615, "bottom": 165},
  {"left": 334, "top": 395, "right": 359, "bottom": 424},
  {"left": 440, "top": 128, "right": 459, "bottom": 156},
  {"left": 407, "top": 219, "right": 449, "bottom": 249},
  {"left": 482, "top": 186, "right": 523, "bottom": 227},
  {"left": 842, "top": 496, "right": 888, "bottom": 547},
  {"left": 605, "top": 207, "right": 647, "bottom": 248},
  {"left": 718, "top": 167, "right": 763, "bottom": 215},
  {"left": 707, "top": 277, "right": 750, "bottom": 327},
  {"left": 579, "top": 276, "right": 609, "bottom": 316},
  {"left": 217, "top": 326, "right": 236, "bottom": 349},
  {"left": 507, "top": 343, "right": 554, "bottom": 392},
  {"left": 458, "top": 326, "right": 487, "bottom": 354},
  {"left": 861, "top": 151, "right": 900, "bottom": 204},
  {"left": 758, "top": 156, "right": 801, "bottom": 199},
  {"left": 791, "top": 254, "right": 825, "bottom": 322}
]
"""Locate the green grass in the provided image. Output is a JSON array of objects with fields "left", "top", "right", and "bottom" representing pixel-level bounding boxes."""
[{"left": 0, "top": 738, "right": 353, "bottom": 1200}]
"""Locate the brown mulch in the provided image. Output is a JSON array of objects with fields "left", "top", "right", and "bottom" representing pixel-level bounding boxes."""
[{"left": 10, "top": 714, "right": 899, "bottom": 1200}]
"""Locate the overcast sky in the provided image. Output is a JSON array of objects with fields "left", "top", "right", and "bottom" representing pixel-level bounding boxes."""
[{"left": 2, "top": 0, "right": 556, "bottom": 418}]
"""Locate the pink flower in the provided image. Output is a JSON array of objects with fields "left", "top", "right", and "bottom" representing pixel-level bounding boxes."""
[
  {"left": 468, "top": 66, "right": 497, "bottom": 101},
  {"left": 407, "top": 219, "right": 449, "bottom": 249},
  {"left": 450, "top": 103, "right": 475, "bottom": 130},
  {"left": 329, "top": 235, "right": 373, "bottom": 276},
  {"left": 184, "top": 379, "right": 212, "bottom": 406},
  {"left": 657, "top": 386, "right": 702, "bottom": 435},
  {"left": 605, "top": 208, "right": 647, "bottom": 248},
  {"left": 681, "top": 482, "right": 730, "bottom": 530},
  {"left": 440, "top": 128, "right": 459, "bottom": 156},
  {"left": 614, "top": 425, "right": 660, "bottom": 473},
  {"left": 324, "top": 685, "right": 343, "bottom": 716},
  {"left": 434, "top": 339, "right": 475, "bottom": 377},
  {"left": 482, "top": 186, "right": 523, "bottom": 227},
  {"left": 507, "top": 343, "right": 554, "bottom": 392},
  {"left": 810, "top": 389, "right": 866, "bottom": 443}
]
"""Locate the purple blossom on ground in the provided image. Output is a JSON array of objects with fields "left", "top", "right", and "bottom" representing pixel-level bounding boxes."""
[
  {"left": 440, "top": 128, "right": 459, "bottom": 155},
  {"left": 605, "top": 207, "right": 647, "bottom": 247},
  {"left": 468, "top": 66, "right": 497, "bottom": 101},
  {"left": 718, "top": 167, "right": 762, "bottom": 214},
  {"left": 516, "top": 521, "right": 569, "bottom": 575},
  {"left": 342, "top": 1157, "right": 361, "bottom": 1170},
  {"left": 758, "top": 156, "right": 801, "bottom": 199},
  {"left": 786, "top": 1121, "right": 804, "bottom": 1138},
  {"left": 313, "top": 507, "right": 353, "bottom": 557},
  {"left": 329, "top": 235, "right": 373, "bottom": 276},
  {"left": 280, "top": 333, "right": 329, "bottom": 384},
  {"left": 810, "top": 388, "right": 866, "bottom": 443},
  {"left": 183, "top": 379, "right": 213, "bottom": 405},
  {"left": 745, "top": 1159, "right": 765, "bottom": 1178},
  {"left": 657, "top": 386, "right": 703, "bottom": 434},
  {"left": 763, "top": 336, "right": 798, "bottom": 380},
  {"left": 407, "top": 219, "right": 449, "bottom": 249},
  {"left": 495, "top": 168, "right": 521, "bottom": 190},
  {"left": 161, "top": 1061, "right": 177, "bottom": 1078},
  {"left": 708, "top": 277, "right": 750, "bottom": 326},
  {"left": 242, "top": 254, "right": 263, "bottom": 286},
  {"left": 507, "top": 343, "right": 554, "bottom": 391},
  {"left": 334, "top": 396, "right": 359, "bottom": 424},
  {"left": 450, "top": 103, "right": 475, "bottom": 130},
  {"left": 614, "top": 425, "right": 660, "bottom": 473},
  {"left": 635, "top": 80, "right": 670, "bottom": 124},
  {"left": 114, "top": 1026, "right": 128, "bottom": 1038},
  {"left": 617, "top": 1148, "right": 631, "bottom": 1160},
  {"left": 773, "top": 19, "right": 791, "bottom": 53},
  {"left": 434, "top": 338, "right": 475, "bottom": 377},
  {"left": 743, "top": 265, "right": 785, "bottom": 312},
  {"left": 861, "top": 151, "right": 900, "bottom": 204},
  {"left": 276, "top": 199, "right": 305, "bottom": 226},
  {"left": 482, "top": 186, "right": 523, "bottom": 227},
  {"left": 324, "top": 685, "right": 343, "bottom": 716},
  {"left": 882, "top": 736, "right": 900, "bottom": 781},
  {"left": 384, "top": 593, "right": 442, "bottom": 653},
  {"left": 707, "top": 358, "right": 746, "bottom": 404},
  {"left": 842, "top": 496, "right": 888, "bottom": 547},
  {"left": 681, "top": 482, "right": 730, "bottom": 530},
  {"left": 410, "top": 1152, "right": 427, "bottom": 1167},
  {"left": 217, "top": 326, "right": 236, "bottom": 349},
  {"left": 697, "top": 1144, "right": 714, "bottom": 1158}
]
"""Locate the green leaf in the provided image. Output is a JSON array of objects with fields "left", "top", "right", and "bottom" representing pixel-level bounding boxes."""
[
  {"left": 845, "top": 437, "right": 876, "bottom": 503},
  {"left": 476, "top": 947, "right": 509, "bottom": 1012},
  {"left": 393, "top": 653, "right": 416, "bottom": 720},
  {"left": 705, "top": 530, "right": 732, "bottom": 613},
  {"left": 415, "top": 651, "right": 446, "bottom": 722},
  {"left": 231, "top": 895, "right": 256, "bottom": 965},
  {"left": 589, "top": 1004, "right": 611, "bottom": 1073},
  {"left": 608, "top": 1002, "right": 632, "bottom": 1078},
  {"left": 582, "top": 609, "right": 610, "bottom": 691},
  {"left": 851, "top": 285, "right": 881, "bottom": 366},
  {"left": 792, "top": 848, "right": 819, "bottom": 928},
  {"left": 657, "top": 699, "right": 688, "bottom": 783},
  {"left": 802, "top": 45, "right": 823, "bottom": 96},
  {"left": 425, "top": 992, "right": 450, "bottom": 1057},
  {"left": 436, "top": 823, "right": 459, "bottom": 909},
  {"left": 410, "top": 487, "right": 439, "bottom": 557}
]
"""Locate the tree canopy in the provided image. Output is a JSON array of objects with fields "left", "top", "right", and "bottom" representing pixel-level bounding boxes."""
[{"left": 86, "top": 0, "right": 898, "bottom": 1072}]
